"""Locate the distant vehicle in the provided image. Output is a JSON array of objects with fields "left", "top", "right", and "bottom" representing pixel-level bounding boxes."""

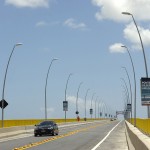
[{"left": 34, "top": 120, "right": 59, "bottom": 137}]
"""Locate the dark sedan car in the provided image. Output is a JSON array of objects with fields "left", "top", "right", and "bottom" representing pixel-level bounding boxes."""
[{"left": 34, "top": 121, "right": 59, "bottom": 137}]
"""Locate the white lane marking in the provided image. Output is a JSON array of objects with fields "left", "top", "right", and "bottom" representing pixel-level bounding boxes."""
[{"left": 91, "top": 120, "right": 122, "bottom": 150}]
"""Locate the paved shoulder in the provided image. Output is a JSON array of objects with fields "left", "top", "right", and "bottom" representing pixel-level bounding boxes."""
[{"left": 93, "top": 120, "right": 128, "bottom": 150}]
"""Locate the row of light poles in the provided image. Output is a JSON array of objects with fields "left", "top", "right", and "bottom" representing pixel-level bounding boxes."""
[
  {"left": 121, "top": 11, "right": 149, "bottom": 126},
  {"left": 63, "top": 74, "right": 114, "bottom": 122},
  {"left": 0, "top": 44, "right": 113, "bottom": 127},
  {"left": 121, "top": 66, "right": 132, "bottom": 123},
  {"left": 121, "top": 45, "right": 136, "bottom": 127},
  {"left": 38, "top": 11, "right": 150, "bottom": 125}
]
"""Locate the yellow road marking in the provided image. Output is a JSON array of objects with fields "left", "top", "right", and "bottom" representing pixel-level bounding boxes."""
[{"left": 12, "top": 122, "right": 109, "bottom": 150}]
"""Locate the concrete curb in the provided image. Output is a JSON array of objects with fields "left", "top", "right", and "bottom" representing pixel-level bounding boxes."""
[
  {"left": 125, "top": 122, "right": 135, "bottom": 150},
  {"left": 125, "top": 121, "right": 150, "bottom": 150},
  {"left": 0, "top": 126, "right": 34, "bottom": 139}
]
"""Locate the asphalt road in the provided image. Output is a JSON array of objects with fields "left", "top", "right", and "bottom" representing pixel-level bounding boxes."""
[{"left": 0, "top": 120, "right": 127, "bottom": 150}]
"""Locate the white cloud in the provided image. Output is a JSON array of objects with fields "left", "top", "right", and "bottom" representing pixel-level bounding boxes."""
[
  {"left": 64, "top": 18, "right": 87, "bottom": 30},
  {"left": 123, "top": 23, "right": 150, "bottom": 49},
  {"left": 40, "top": 107, "right": 54, "bottom": 113},
  {"left": 47, "top": 107, "right": 55, "bottom": 113},
  {"left": 109, "top": 43, "right": 126, "bottom": 53},
  {"left": 40, "top": 107, "right": 54, "bottom": 118},
  {"left": 109, "top": 23, "right": 150, "bottom": 52},
  {"left": 91, "top": 0, "right": 150, "bottom": 22},
  {"left": 67, "top": 95, "right": 91, "bottom": 110},
  {"left": 36, "top": 21, "right": 48, "bottom": 27},
  {"left": 92, "top": 0, "right": 150, "bottom": 50},
  {"left": 36, "top": 21, "right": 60, "bottom": 27},
  {"left": 5, "top": 0, "right": 49, "bottom": 8}
]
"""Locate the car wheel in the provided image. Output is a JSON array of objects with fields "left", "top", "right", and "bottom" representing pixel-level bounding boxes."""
[
  {"left": 52, "top": 131, "right": 55, "bottom": 136},
  {"left": 34, "top": 134, "right": 37, "bottom": 137},
  {"left": 56, "top": 132, "right": 58, "bottom": 135}
]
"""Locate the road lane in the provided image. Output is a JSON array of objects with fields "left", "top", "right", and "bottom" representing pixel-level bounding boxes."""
[
  {"left": 0, "top": 120, "right": 122, "bottom": 150},
  {"left": 92, "top": 120, "right": 128, "bottom": 150}
]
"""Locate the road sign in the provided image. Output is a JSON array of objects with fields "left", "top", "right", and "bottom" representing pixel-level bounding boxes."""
[
  {"left": 141, "top": 78, "right": 150, "bottom": 105},
  {"left": 127, "top": 103, "right": 131, "bottom": 111},
  {"left": 63, "top": 101, "right": 68, "bottom": 111},
  {"left": 116, "top": 111, "right": 124, "bottom": 115},
  {"left": 100, "top": 112, "right": 102, "bottom": 117},
  {"left": 0, "top": 99, "right": 8, "bottom": 109},
  {"left": 90, "top": 108, "right": 93, "bottom": 115},
  {"left": 75, "top": 111, "right": 79, "bottom": 114}
]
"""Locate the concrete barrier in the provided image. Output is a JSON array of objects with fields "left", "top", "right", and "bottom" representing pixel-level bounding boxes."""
[
  {"left": 0, "top": 125, "right": 34, "bottom": 133},
  {"left": 126, "top": 121, "right": 150, "bottom": 150},
  {"left": 0, "top": 125, "right": 34, "bottom": 139}
]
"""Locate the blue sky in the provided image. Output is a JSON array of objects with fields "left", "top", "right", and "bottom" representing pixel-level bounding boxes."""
[{"left": 0, "top": 0, "right": 150, "bottom": 119}]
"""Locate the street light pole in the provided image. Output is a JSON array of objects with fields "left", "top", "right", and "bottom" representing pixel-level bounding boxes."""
[
  {"left": 122, "top": 12, "right": 149, "bottom": 118},
  {"left": 121, "top": 78, "right": 130, "bottom": 119},
  {"left": 64, "top": 73, "right": 73, "bottom": 122},
  {"left": 122, "top": 85, "right": 130, "bottom": 119},
  {"left": 44, "top": 58, "right": 58, "bottom": 120},
  {"left": 98, "top": 100, "right": 102, "bottom": 118},
  {"left": 122, "top": 66, "right": 133, "bottom": 123},
  {"left": 103, "top": 102, "right": 106, "bottom": 118},
  {"left": 84, "top": 88, "right": 90, "bottom": 121},
  {"left": 90, "top": 93, "right": 95, "bottom": 119},
  {"left": 121, "top": 45, "right": 137, "bottom": 126},
  {"left": 95, "top": 96, "right": 98, "bottom": 119},
  {"left": 121, "top": 78, "right": 130, "bottom": 103},
  {"left": 76, "top": 82, "right": 83, "bottom": 118},
  {"left": 1, "top": 43, "right": 23, "bottom": 128}
]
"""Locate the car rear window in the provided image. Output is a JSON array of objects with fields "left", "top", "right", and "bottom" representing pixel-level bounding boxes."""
[{"left": 39, "top": 121, "right": 54, "bottom": 126}]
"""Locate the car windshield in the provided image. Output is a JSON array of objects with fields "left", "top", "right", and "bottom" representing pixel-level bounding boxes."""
[{"left": 38, "top": 121, "right": 54, "bottom": 126}]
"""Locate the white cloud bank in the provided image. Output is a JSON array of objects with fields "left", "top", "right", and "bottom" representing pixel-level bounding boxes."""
[
  {"left": 36, "top": 21, "right": 48, "bottom": 27},
  {"left": 5, "top": 0, "right": 50, "bottom": 8},
  {"left": 36, "top": 21, "right": 60, "bottom": 27},
  {"left": 124, "top": 23, "right": 150, "bottom": 49},
  {"left": 64, "top": 18, "right": 87, "bottom": 30},
  {"left": 92, "top": 0, "right": 150, "bottom": 52},
  {"left": 109, "top": 43, "right": 125, "bottom": 53},
  {"left": 67, "top": 95, "right": 91, "bottom": 110},
  {"left": 109, "top": 23, "right": 150, "bottom": 53},
  {"left": 91, "top": 0, "right": 150, "bottom": 22}
]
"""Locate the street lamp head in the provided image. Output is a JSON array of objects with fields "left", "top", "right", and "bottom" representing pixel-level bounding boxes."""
[
  {"left": 121, "top": 66, "right": 126, "bottom": 69},
  {"left": 121, "top": 45, "right": 127, "bottom": 48},
  {"left": 122, "top": 12, "right": 131, "bottom": 15},
  {"left": 87, "top": 88, "right": 90, "bottom": 92},
  {"left": 69, "top": 73, "right": 73, "bottom": 76},
  {"left": 53, "top": 58, "right": 58, "bottom": 60},
  {"left": 15, "top": 43, "right": 23, "bottom": 46}
]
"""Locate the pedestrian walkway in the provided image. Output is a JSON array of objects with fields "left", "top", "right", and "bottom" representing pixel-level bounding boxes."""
[{"left": 93, "top": 121, "right": 129, "bottom": 150}]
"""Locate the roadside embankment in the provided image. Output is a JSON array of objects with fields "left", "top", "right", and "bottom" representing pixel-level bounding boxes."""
[{"left": 126, "top": 121, "right": 150, "bottom": 150}]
